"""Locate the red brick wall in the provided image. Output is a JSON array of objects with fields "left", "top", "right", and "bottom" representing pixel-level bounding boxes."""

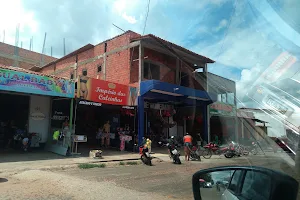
[
  {"left": 0, "top": 42, "right": 57, "bottom": 69},
  {"left": 40, "top": 31, "right": 141, "bottom": 83}
]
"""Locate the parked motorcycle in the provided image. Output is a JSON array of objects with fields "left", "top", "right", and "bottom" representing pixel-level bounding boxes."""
[
  {"left": 250, "top": 141, "right": 259, "bottom": 155},
  {"left": 224, "top": 141, "right": 242, "bottom": 158},
  {"left": 139, "top": 146, "right": 152, "bottom": 166},
  {"left": 168, "top": 144, "right": 181, "bottom": 164},
  {"left": 203, "top": 142, "right": 229, "bottom": 156}
]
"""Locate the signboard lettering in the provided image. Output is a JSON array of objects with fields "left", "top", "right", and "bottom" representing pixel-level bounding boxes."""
[
  {"left": 77, "top": 76, "right": 137, "bottom": 106},
  {"left": 0, "top": 68, "right": 75, "bottom": 98},
  {"left": 209, "top": 102, "right": 236, "bottom": 117}
]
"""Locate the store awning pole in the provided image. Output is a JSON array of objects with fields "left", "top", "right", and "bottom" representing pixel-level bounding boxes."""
[{"left": 69, "top": 98, "right": 74, "bottom": 131}]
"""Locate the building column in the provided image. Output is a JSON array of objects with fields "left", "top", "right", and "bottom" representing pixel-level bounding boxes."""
[
  {"left": 138, "top": 96, "right": 145, "bottom": 146},
  {"left": 203, "top": 105, "right": 209, "bottom": 143}
]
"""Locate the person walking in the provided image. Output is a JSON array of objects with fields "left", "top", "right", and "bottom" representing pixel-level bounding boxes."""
[{"left": 183, "top": 133, "right": 193, "bottom": 161}]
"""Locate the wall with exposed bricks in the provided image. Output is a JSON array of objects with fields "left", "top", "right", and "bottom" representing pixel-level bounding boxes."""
[
  {"left": 38, "top": 31, "right": 203, "bottom": 90},
  {"left": 0, "top": 42, "right": 57, "bottom": 69}
]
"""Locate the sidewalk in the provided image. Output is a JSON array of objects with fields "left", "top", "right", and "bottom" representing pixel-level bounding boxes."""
[{"left": 0, "top": 150, "right": 142, "bottom": 173}]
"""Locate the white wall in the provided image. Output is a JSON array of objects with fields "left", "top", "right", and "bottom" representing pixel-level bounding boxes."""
[{"left": 28, "top": 95, "right": 51, "bottom": 143}]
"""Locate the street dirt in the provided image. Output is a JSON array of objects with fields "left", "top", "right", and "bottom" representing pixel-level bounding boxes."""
[{"left": 0, "top": 155, "right": 298, "bottom": 200}]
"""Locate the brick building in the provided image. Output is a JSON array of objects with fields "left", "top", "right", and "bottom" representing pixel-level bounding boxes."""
[
  {"left": 34, "top": 30, "right": 220, "bottom": 144},
  {"left": 0, "top": 42, "right": 56, "bottom": 69},
  {"left": 37, "top": 30, "right": 213, "bottom": 89}
]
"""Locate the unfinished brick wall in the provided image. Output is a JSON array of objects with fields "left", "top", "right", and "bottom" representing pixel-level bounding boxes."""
[
  {"left": 38, "top": 30, "right": 204, "bottom": 90},
  {"left": 0, "top": 42, "right": 57, "bottom": 69},
  {"left": 40, "top": 31, "right": 141, "bottom": 84}
]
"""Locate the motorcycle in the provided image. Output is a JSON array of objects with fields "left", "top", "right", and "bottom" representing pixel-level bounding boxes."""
[
  {"left": 224, "top": 141, "right": 242, "bottom": 158},
  {"left": 203, "top": 142, "right": 229, "bottom": 156},
  {"left": 250, "top": 141, "right": 259, "bottom": 155},
  {"left": 139, "top": 146, "right": 152, "bottom": 166},
  {"left": 168, "top": 144, "right": 181, "bottom": 164}
]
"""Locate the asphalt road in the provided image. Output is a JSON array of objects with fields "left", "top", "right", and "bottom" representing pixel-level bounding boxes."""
[{"left": 0, "top": 155, "right": 299, "bottom": 200}]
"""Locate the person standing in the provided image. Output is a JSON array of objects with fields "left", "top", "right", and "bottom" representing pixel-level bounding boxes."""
[
  {"left": 183, "top": 133, "right": 193, "bottom": 161},
  {"left": 103, "top": 121, "right": 111, "bottom": 147},
  {"left": 196, "top": 133, "right": 203, "bottom": 147},
  {"left": 146, "top": 138, "right": 152, "bottom": 153},
  {"left": 118, "top": 127, "right": 126, "bottom": 151},
  {"left": 96, "top": 127, "right": 103, "bottom": 147}
]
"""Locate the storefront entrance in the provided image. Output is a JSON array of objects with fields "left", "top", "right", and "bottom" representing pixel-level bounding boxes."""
[
  {"left": 75, "top": 101, "right": 136, "bottom": 151},
  {"left": 0, "top": 92, "right": 30, "bottom": 150}
]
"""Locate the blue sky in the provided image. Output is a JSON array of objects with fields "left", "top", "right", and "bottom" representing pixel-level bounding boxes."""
[{"left": 0, "top": 0, "right": 299, "bottom": 106}]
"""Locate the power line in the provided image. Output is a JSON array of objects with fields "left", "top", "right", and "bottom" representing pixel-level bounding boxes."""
[
  {"left": 142, "top": 0, "right": 151, "bottom": 35},
  {"left": 113, "top": 23, "right": 126, "bottom": 33}
]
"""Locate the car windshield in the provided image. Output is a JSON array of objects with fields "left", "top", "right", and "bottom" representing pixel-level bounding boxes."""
[{"left": 0, "top": 0, "right": 299, "bottom": 199}]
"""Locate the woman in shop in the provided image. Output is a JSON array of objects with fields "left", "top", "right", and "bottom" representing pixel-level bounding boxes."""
[
  {"left": 96, "top": 127, "right": 103, "bottom": 147},
  {"left": 102, "top": 121, "right": 111, "bottom": 148},
  {"left": 79, "top": 71, "right": 89, "bottom": 99},
  {"left": 118, "top": 127, "right": 126, "bottom": 151}
]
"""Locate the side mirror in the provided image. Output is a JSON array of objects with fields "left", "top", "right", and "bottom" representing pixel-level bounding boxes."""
[{"left": 192, "top": 166, "right": 299, "bottom": 200}]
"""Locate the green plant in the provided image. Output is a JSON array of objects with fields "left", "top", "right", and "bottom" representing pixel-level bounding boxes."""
[
  {"left": 78, "top": 163, "right": 106, "bottom": 169},
  {"left": 119, "top": 161, "right": 125, "bottom": 165},
  {"left": 126, "top": 161, "right": 138, "bottom": 165}
]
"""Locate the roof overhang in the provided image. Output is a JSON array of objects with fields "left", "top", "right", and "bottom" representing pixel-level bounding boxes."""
[
  {"left": 140, "top": 80, "right": 217, "bottom": 106},
  {"left": 131, "top": 35, "right": 214, "bottom": 67}
]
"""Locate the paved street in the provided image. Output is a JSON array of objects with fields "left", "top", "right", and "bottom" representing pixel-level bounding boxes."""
[{"left": 0, "top": 153, "right": 299, "bottom": 200}]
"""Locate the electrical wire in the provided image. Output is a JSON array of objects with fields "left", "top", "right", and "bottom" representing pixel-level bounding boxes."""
[{"left": 142, "top": 0, "right": 151, "bottom": 35}]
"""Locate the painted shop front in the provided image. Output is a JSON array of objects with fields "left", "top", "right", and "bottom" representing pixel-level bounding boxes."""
[
  {"left": 0, "top": 66, "right": 75, "bottom": 152},
  {"left": 73, "top": 76, "right": 138, "bottom": 154}
]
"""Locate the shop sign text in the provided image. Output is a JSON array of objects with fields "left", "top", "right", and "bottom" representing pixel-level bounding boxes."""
[
  {"left": 30, "top": 112, "right": 46, "bottom": 121},
  {"left": 209, "top": 102, "right": 236, "bottom": 117},
  {"left": 0, "top": 68, "right": 75, "bottom": 98}
]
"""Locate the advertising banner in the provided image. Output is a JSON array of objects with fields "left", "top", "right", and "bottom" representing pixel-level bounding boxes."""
[
  {"left": 209, "top": 101, "right": 236, "bottom": 117},
  {"left": 77, "top": 76, "right": 137, "bottom": 106},
  {"left": 0, "top": 68, "right": 75, "bottom": 98}
]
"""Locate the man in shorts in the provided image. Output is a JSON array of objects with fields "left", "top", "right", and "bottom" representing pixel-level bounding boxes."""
[{"left": 183, "top": 133, "right": 193, "bottom": 161}]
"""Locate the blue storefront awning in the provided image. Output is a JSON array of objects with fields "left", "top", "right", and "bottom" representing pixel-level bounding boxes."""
[{"left": 140, "top": 80, "right": 217, "bottom": 105}]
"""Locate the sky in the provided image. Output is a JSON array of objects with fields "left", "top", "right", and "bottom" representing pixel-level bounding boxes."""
[{"left": 0, "top": 0, "right": 300, "bottom": 107}]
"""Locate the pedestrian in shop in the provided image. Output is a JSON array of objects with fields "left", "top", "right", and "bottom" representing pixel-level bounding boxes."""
[
  {"left": 96, "top": 127, "right": 103, "bottom": 147},
  {"left": 118, "top": 127, "right": 126, "bottom": 151},
  {"left": 183, "top": 133, "right": 193, "bottom": 161},
  {"left": 196, "top": 133, "right": 203, "bottom": 147},
  {"left": 62, "top": 118, "right": 69, "bottom": 130},
  {"left": 146, "top": 138, "right": 152, "bottom": 153},
  {"left": 102, "top": 120, "right": 111, "bottom": 148}
]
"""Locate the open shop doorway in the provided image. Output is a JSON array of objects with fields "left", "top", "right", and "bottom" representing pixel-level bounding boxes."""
[
  {"left": 75, "top": 101, "right": 136, "bottom": 154},
  {"left": 0, "top": 92, "right": 30, "bottom": 150}
]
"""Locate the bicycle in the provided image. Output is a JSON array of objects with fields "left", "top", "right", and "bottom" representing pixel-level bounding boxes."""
[{"left": 189, "top": 144, "right": 212, "bottom": 161}]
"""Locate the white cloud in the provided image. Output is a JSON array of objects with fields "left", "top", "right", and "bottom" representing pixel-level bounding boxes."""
[
  {"left": 213, "top": 19, "right": 228, "bottom": 32},
  {"left": 0, "top": 0, "right": 38, "bottom": 46},
  {"left": 122, "top": 12, "right": 137, "bottom": 24}
]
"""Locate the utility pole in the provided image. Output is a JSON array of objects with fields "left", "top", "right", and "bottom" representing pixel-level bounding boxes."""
[
  {"left": 63, "top": 38, "right": 66, "bottom": 56},
  {"left": 2, "top": 30, "right": 5, "bottom": 43},
  {"left": 13, "top": 24, "right": 20, "bottom": 67},
  {"left": 40, "top": 32, "right": 47, "bottom": 67},
  {"left": 29, "top": 37, "right": 32, "bottom": 50}
]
